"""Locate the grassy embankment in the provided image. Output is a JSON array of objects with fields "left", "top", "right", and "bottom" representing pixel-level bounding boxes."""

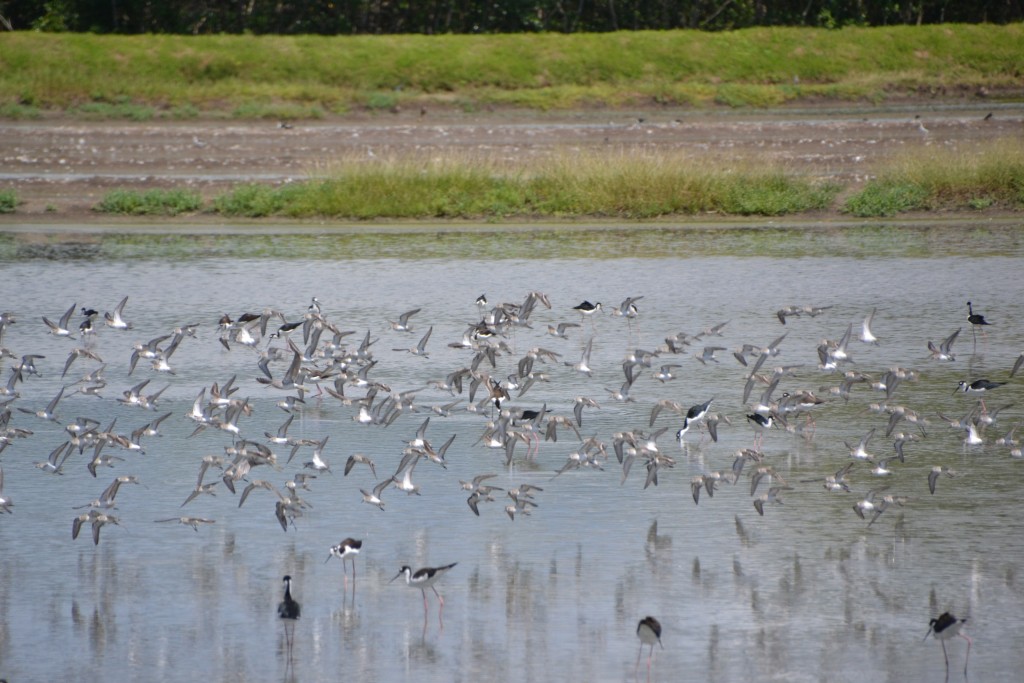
[
  {"left": 1, "top": 25, "right": 1022, "bottom": 219},
  {"left": 86, "top": 141, "right": 1024, "bottom": 220},
  {"left": 2, "top": 25, "right": 1021, "bottom": 116}
]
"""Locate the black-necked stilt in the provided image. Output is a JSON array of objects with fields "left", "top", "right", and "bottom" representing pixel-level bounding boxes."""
[
  {"left": 675, "top": 418, "right": 692, "bottom": 446},
  {"left": 278, "top": 575, "right": 301, "bottom": 659},
  {"left": 966, "top": 301, "right": 990, "bottom": 327},
  {"left": 746, "top": 413, "right": 773, "bottom": 448},
  {"left": 573, "top": 300, "right": 602, "bottom": 316},
  {"left": 326, "top": 538, "right": 362, "bottom": 580},
  {"left": 635, "top": 616, "right": 663, "bottom": 675},
  {"left": 684, "top": 398, "right": 715, "bottom": 439},
  {"left": 391, "top": 563, "right": 457, "bottom": 625},
  {"left": 967, "top": 301, "right": 991, "bottom": 349},
  {"left": 956, "top": 378, "right": 1005, "bottom": 395},
  {"left": 686, "top": 398, "right": 714, "bottom": 424},
  {"left": 573, "top": 300, "right": 602, "bottom": 331},
  {"left": 956, "top": 378, "right": 1005, "bottom": 411},
  {"left": 269, "top": 320, "right": 302, "bottom": 339},
  {"left": 925, "top": 611, "right": 971, "bottom": 676}
]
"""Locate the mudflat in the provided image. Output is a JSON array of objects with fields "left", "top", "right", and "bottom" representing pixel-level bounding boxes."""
[{"left": 1, "top": 103, "right": 1020, "bottom": 222}]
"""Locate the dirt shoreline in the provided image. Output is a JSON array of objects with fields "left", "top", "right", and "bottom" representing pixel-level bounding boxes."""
[{"left": 2, "top": 102, "right": 1022, "bottom": 225}]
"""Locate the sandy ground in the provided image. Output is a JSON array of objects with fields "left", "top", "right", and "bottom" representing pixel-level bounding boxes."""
[{"left": 1, "top": 103, "right": 1021, "bottom": 222}]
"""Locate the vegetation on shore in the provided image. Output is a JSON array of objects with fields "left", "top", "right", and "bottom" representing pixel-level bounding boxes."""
[
  {"left": 0, "top": 189, "right": 17, "bottom": 213},
  {"left": 78, "top": 140, "right": 1022, "bottom": 220},
  {"left": 844, "top": 140, "right": 1024, "bottom": 217},
  {"left": 1, "top": 24, "right": 1021, "bottom": 118},
  {"left": 209, "top": 154, "right": 840, "bottom": 219}
]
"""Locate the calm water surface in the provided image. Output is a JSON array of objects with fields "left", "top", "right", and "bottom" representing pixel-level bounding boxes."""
[{"left": 1, "top": 223, "right": 1023, "bottom": 682}]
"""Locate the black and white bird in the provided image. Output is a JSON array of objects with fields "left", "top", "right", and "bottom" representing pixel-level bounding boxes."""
[
  {"left": 955, "top": 378, "right": 1005, "bottom": 411},
  {"left": 391, "top": 563, "right": 457, "bottom": 625},
  {"left": 746, "top": 413, "right": 773, "bottom": 448},
  {"left": 966, "top": 301, "right": 990, "bottom": 327},
  {"left": 966, "top": 301, "right": 991, "bottom": 348},
  {"left": 325, "top": 538, "right": 363, "bottom": 581},
  {"left": 956, "top": 378, "right": 1005, "bottom": 395},
  {"left": 924, "top": 611, "right": 971, "bottom": 677},
  {"left": 635, "top": 616, "right": 663, "bottom": 675},
  {"left": 278, "top": 575, "right": 301, "bottom": 659}
]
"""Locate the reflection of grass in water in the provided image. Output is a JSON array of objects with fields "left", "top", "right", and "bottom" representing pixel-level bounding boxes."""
[
  {"left": 846, "top": 138, "right": 1024, "bottom": 216},
  {"left": 212, "top": 149, "right": 839, "bottom": 220},
  {"left": 4, "top": 223, "right": 1024, "bottom": 263}
]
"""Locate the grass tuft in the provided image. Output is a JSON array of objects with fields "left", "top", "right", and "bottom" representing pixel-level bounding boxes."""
[
  {"left": 95, "top": 189, "right": 203, "bottom": 216},
  {"left": 845, "top": 138, "right": 1024, "bottom": 216},
  {"left": 0, "top": 189, "right": 17, "bottom": 213},
  {"left": 212, "top": 150, "right": 839, "bottom": 220}
]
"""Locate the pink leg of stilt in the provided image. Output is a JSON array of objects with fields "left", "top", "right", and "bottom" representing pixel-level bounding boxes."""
[
  {"left": 433, "top": 585, "right": 445, "bottom": 627},
  {"left": 961, "top": 633, "right": 972, "bottom": 675}
]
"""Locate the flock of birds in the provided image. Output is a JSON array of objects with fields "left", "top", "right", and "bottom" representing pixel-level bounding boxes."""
[{"left": 1, "top": 288, "right": 1019, "bottom": 676}]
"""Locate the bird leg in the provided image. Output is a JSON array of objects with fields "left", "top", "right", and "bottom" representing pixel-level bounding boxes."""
[
  {"left": 433, "top": 585, "right": 445, "bottom": 627},
  {"left": 960, "top": 632, "right": 972, "bottom": 675}
]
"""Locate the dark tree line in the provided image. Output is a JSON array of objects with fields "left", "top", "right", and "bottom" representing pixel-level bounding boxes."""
[{"left": 2, "top": 0, "right": 1021, "bottom": 34}]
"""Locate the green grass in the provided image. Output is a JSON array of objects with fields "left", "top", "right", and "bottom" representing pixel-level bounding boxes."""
[
  {"left": 0, "top": 25, "right": 1020, "bottom": 117},
  {"left": 211, "top": 151, "right": 839, "bottom": 220},
  {"left": 94, "top": 189, "right": 203, "bottom": 216},
  {"left": 52, "top": 137, "right": 1024, "bottom": 221},
  {"left": 70, "top": 99, "right": 156, "bottom": 121},
  {"left": 0, "top": 189, "right": 17, "bottom": 213},
  {"left": 844, "top": 139, "right": 1024, "bottom": 216}
]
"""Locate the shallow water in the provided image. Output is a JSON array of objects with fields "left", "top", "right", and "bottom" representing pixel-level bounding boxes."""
[{"left": 1, "top": 222, "right": 1023, "bottom": 682}]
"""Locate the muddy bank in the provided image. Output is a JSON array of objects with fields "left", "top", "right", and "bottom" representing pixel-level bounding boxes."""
[{"left": 1, "top": 103, "right": 1021, "bottom": 222}]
